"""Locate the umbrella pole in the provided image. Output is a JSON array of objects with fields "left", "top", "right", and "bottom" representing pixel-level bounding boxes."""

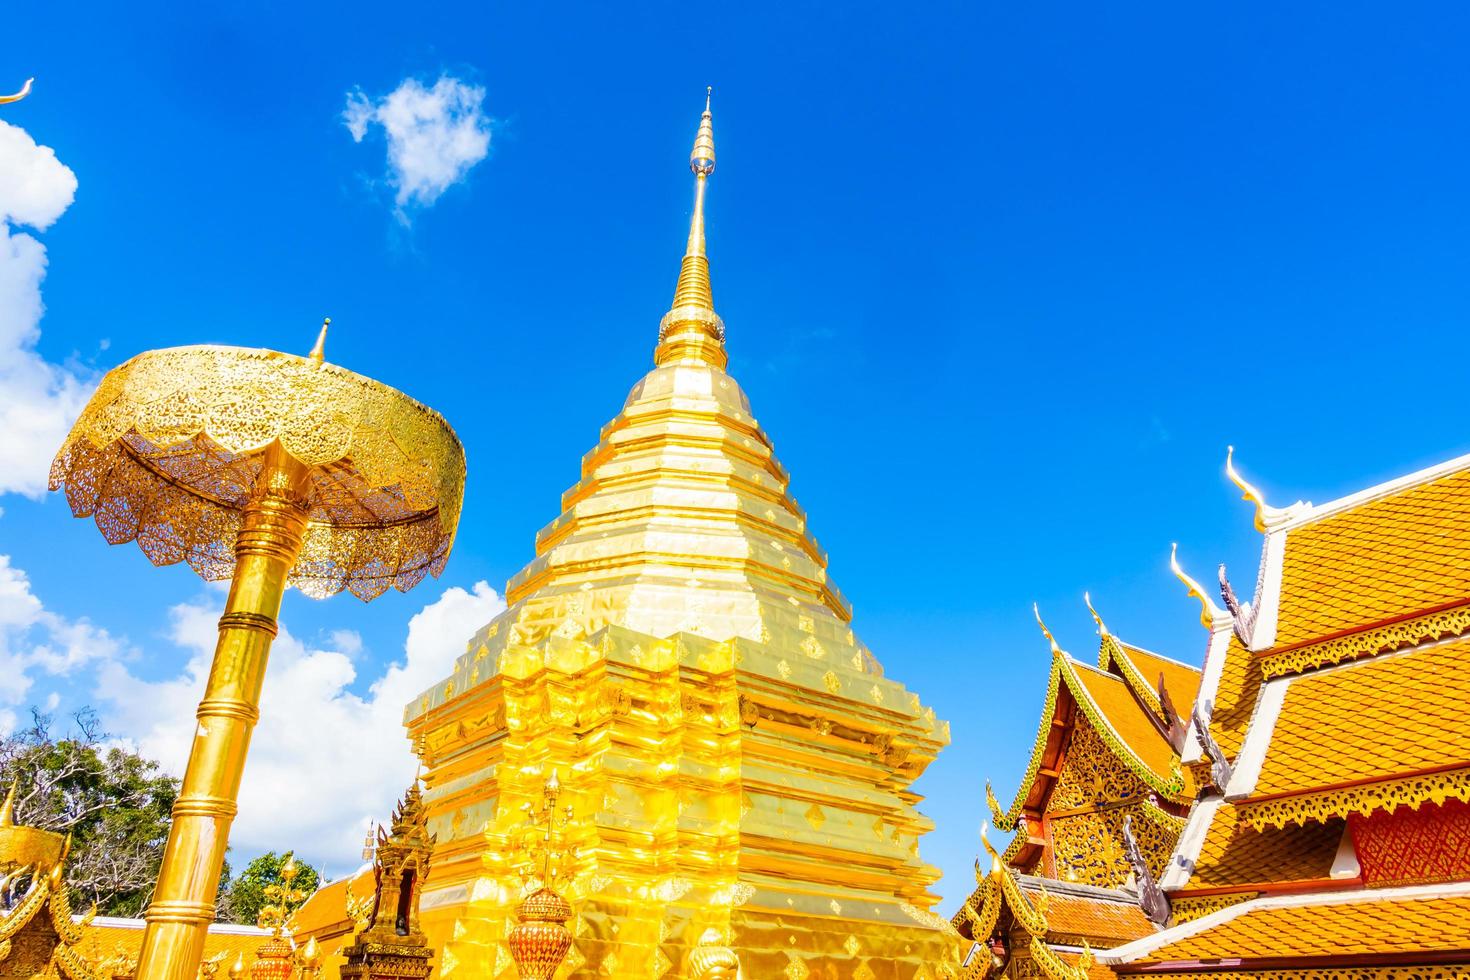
[{"left": 136, "top": 443, "right": 312, "bottom": 980}]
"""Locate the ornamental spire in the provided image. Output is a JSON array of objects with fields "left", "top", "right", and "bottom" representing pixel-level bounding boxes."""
[
  {"left": 0, "top": 78, "right": 32, "bottom": 105},
  {"left": 656, "top": 87, "right": 728, "bottom": 369}
]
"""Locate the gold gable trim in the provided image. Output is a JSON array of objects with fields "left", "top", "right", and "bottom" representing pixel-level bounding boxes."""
[
  {"left": 1238, "top": 765, "right": 1470, "bottom": 830},
  {"left": 1100, "top": 635, "right": 1163, "bottom": 717},
  {"left": 1056, "top": 657, "right": 1186, "bottom": 801},
  {"left": 991, "top": 655, "right": 1186, "bottom": 833},
  {"left": 1261, "top": 602, "right": 1470, "bottom": 679},
  {"left": 1167, "top": 892, "right": 1256, "bottom": 925}
]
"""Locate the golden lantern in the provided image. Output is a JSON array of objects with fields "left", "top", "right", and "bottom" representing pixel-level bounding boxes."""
[
  {"left": 49, "top": 323, "right": 466, "bottom": 980},
  {"left": 506, "top": 888, "right": 573, "bottom": 980},
  {"left": 505, "top": 774, "right": 577, "bottom": 979}
]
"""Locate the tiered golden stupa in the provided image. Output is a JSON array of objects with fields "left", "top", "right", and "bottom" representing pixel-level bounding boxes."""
[
  {"left": 1095, "top": 450, "right": 1470, "bottom": 974},
  {"left": 395, "top": 91, "right": 954, "bottom": 979},
  {"left": 954, "top": 598, "right": 1201, "bottom": 979}
]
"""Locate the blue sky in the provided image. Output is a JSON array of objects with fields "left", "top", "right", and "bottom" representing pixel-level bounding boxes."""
[{"left": 3, "top": 2, "right": 1470, "bottom": 904}]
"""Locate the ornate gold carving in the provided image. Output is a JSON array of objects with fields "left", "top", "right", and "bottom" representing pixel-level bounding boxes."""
[
  {"left": 50, "top": 344, "right": 466, "bottom": 600},
  {"left": 1168, "top": 892, "right": 1255, "bottom": 924},
  {"left": 1049, "top": 720, "right": 1149, "bottom": 811},
  {"left": 1057, "top": 658, "right": 1185, "bottom": 799},
  {"left": 1240, "top": 766, "right": 1470, "bottom": 830},
  {"left": 1043, "top": 721, "right": 1181, "bottom": 887},
  {"left": 990, "top": 664, "right": 1063, "bottom": 832},
  {"left": 1262, "top": 602, "right": 1470, "bottom": 678}
]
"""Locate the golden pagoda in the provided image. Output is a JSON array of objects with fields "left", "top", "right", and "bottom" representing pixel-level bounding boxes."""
[
  {"left": 1097, "top": 450, "right": 1470, "bottom": 975},
  {"left": 954, "top": 599, "right": 1201, "bottom": 979},
  {"left": 394, "top": 91, "right": 954, "bottom": 979}
]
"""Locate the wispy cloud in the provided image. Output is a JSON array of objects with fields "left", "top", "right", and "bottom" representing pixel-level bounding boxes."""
[
  {"left": 0, "top": 119, "right": 94, "bottom": 497},
  {"left": 344, "top": 75, "right": 491, "bottom": 222},
  {"left": 0, "top": 554, "right": 126, "bottom": 734}
]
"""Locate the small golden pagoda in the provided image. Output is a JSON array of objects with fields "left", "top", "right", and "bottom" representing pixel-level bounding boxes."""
[
  {"left": 954, "top": 601, "right": 1201, "bottom": 979},
  {"left": 1097, "top": 449, "right": 1470, "bottom": 975},
  {"left": 400, "top": 91, "right": 954, "bottom": 979},
  {"left": 337, "top": 785, "right": 435, "bottom": 980}
]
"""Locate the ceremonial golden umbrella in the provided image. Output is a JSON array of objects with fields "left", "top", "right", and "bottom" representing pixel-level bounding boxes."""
[{"left": 49, "top": 324, "right": 466, "bottom": 980}]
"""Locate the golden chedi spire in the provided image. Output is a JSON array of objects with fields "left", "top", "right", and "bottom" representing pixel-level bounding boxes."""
[
  {"left": 407, "top": 87, "right": 952, "bottom": 980},
  {"left": 656, "top": 87, "right": 727, "bottom": 369}
]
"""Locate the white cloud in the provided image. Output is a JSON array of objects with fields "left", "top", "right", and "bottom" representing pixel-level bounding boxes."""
[
  {"left": 343, "top": 75, "right": 491, "bottom": 219},
  {"left": 96, "top": 581, "right": 505, "bottom": 873},
  {"left": 0, "top": 119, "right": 93, "bottom": 499},
  {"left": 0, "top": 553, "right": 126, "bottom": 728}
]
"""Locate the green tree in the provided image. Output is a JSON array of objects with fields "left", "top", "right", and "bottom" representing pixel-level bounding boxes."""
[
  {"left": 222, "top": 851, "right": 321, "bottom": 927},
  {"left": 0, "top": 709, "right": 179, "bottom": 916}
]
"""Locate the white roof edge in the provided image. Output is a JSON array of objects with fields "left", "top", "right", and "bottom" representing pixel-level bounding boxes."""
[
  {"left": 83, "top": 915, "right": 272, "bottom": 936},
  {"left": 1159, "top": 796, "right": 1221, "bottom": 892},
  {"left": 1277, "top": 450, "right": 1470, "bottom": 532},
  {"left": 1100, "top": 879, "right": 1470, "bottom": 964}
]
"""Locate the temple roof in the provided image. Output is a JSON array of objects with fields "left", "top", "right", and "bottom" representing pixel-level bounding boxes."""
[
  {"left": 1271, "top": 462, "right": 1470, "bottom": 651},
  {"left": 1022, "top": 880, "right": 1155, "bottom": 947},
  {"left": 1168, "top": 799, "right": 1342, "bottom": 894},
  {"left": 1232, "top": 633, "right": 1470, "bottom": 830},
  {"left": 1102, "top": 882, "right": 1470, "bottom": 970},
  {"left": 989, "top": 636, "right": 1194, "bottom": 833},
  {"left": 956, "top": 858, "right": 1135, "bottom": 980}
]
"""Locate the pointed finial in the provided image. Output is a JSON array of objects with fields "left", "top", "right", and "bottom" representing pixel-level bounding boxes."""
[
  {"left": 978, "top": 822, "right": 1002, "bottom": 874},
  {"left": 1170, "top": 543, "right": 1227, "bottom": 628},
  {"left": 1032, "top": 603, "right": 1062, "bottom": 655},
  {"left": 1225, "top": 446, "right": 1307, "bottom": 531},
  {"left": 656, "top": 89, "right": 726, "bottom": 368},
  {"left": 229, "top": 954, "right": 246, "bottom": 980},
  {"left": 0, "top": 780, "right": 15, "bottom": 826},
  {"left": 0, "top": 78, "right": 33, "bottom": 105},
  {"left": 1083, "top": 592, "right": 1109, "bottom": 637},
  {"left": 308, "top": 318, "right": 330, "bottom": 365}
]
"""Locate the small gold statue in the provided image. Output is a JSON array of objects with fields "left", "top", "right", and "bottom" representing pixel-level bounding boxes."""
[{"left": 686, "top": 929, "right": 742, "bottom": 980}]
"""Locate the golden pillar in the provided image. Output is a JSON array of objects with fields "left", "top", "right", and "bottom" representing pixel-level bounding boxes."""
[{"left": 49, "top": 324, "right": 466, "bottom": 980}]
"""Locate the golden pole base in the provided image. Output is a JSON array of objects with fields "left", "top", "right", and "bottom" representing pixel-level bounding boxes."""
[{"left": 135, "top": 445, "right": 312, "bottom": 980}]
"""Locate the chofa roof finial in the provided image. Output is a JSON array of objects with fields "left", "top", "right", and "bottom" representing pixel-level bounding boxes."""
[
  {"left": 1170, "top": 543, "right": 1227, "bottom": 628},
  {"left": 1226, "top": 446, "right": 1308, "bottom": 531}
]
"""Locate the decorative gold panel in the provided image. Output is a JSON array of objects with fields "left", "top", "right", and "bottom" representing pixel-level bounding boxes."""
[
  {"left": 1168, "top": 893, "right": 1255, "bottom": 925},
  {"left": 1240, "top": 767, "right": 1470, "bottom": 830},
  {"left": 1048, "top": 721, "right": 1150, "bottom": 812},
  {"left": 1262, "top": 603, "right": 1470, "bottom": 679}
]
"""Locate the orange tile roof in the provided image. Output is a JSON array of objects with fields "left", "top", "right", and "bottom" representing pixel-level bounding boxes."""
[
  {"left": 1018, "top": 887, "right": 1155, "bottom": 946},
  {"left": 1250, "top": 636, "right": 1470, "bottom": 800},
  {"left": 1131, "top": 890, "right": 1470, "bottom": 964},
  {"left": 1204, "top": 636, "right": 1258, "bottom": 761},
  {"left": 78, "top": 917, "right": 274, "bottom": 972},
  {"left": 1069, "top": 663, "right": 1183, "bottom": 793},
  {"left": 1119, "top": 645, "right": 1201, "bottom": 714},
  {"left": 1183, "top": 801, "right": 1341, "bottom": 892},
  {"left": 1274, "top": 467, "right": 1470, "bottom": 650}
]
